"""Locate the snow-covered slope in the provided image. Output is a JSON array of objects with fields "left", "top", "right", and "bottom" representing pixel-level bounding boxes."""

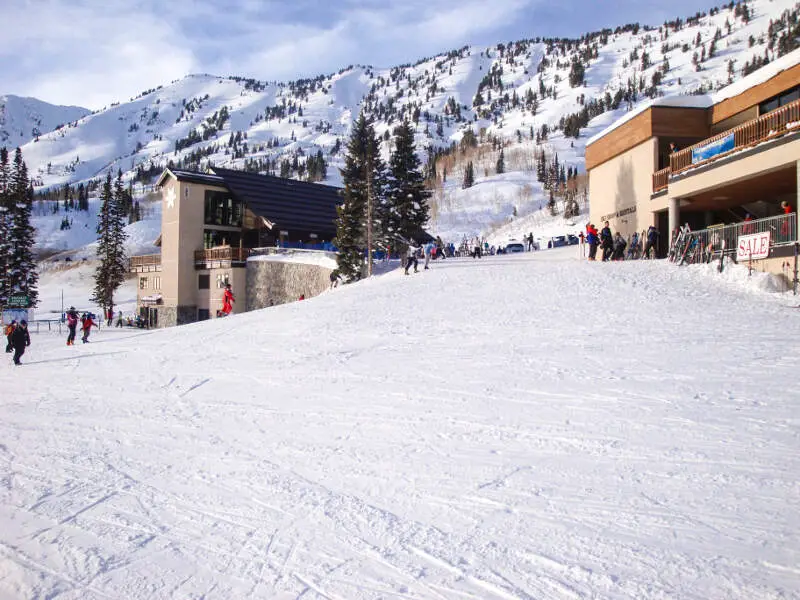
[
  {"left": 10, "top": 0, "right": 800, "bottom": 247},
  {"left": 2, "top": 250, "right": 799, "bottom": 599},
  {"left": 0, "top": 95, "right": 89, "bottom": 146}
]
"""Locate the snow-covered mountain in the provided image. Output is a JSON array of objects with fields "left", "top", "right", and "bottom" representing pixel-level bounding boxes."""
[
  {"left": 0, "top": 94, "right": 89, "bottom": 146},
  {"left": 9, "top": 0, "right": 800, "bottom": 242}
]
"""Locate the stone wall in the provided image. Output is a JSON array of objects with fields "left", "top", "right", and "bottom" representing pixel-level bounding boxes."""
[{"left": 246, "top": 260, "right": 333, "bottom": 310}]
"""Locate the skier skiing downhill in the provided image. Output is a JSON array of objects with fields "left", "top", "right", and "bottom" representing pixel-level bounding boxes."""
[{"left": 221, "top": 283, "right": 235, "bottom": 316}]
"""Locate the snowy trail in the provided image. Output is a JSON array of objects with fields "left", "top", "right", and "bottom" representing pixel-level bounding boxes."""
[{"left": 1, "top": 250, "right": 799, "bottom": 599}]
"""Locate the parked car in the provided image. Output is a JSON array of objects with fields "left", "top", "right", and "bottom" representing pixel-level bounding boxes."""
[
  {"left": 567, "top": 234, "right": 579, "bottom": 245},
  {"left": 504, "top": 241, "right": 525, "bottom": 253},
  {"left": 547, "top": 235, "right": 569, "bottom": 248}
]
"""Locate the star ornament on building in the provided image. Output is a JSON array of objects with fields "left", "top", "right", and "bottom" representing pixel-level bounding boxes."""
[{"left": 164, "top": 186, "right": 176, "bottom": 209}]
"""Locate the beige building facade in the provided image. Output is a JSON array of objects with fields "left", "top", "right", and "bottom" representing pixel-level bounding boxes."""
[{"left": 587, "top": 53, "right": 800, "bottom": 262}]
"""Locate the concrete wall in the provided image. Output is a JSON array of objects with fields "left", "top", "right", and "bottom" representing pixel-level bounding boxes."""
[
  {"left": 246, "top": 260, "right": 333, "bottom": 310},
  {"left": 589, "top": 137, "right": 658, "bottom": 236}
]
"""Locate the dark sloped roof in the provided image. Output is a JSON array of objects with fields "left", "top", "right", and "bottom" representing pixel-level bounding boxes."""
[
  {"left": 210, "top": 167, "right": 342, "bottom": 236},
  {"left": 159, "top": 169, "right": 226, "bottom": 187}
]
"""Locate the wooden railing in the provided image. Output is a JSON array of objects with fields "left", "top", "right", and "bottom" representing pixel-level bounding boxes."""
[
  {"left": 129, "top": 254, "right": 161, "bottom": 271},
  {"left": 652, "top": 167, "right": 671, "bottom": 193},
  {"left": 194, "top": 247, "right": 250, "bottom": 265},
  {"left": 670, "top": 98, "right": 800, "bottom": 174}
]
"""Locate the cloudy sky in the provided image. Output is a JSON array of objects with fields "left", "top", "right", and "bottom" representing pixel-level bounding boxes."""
[{"left": 4, "top": 0, "right": 719, "bottom": 110}]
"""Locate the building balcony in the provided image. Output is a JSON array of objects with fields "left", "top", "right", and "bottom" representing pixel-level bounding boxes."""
[
  {"left": 652, "top": 97, "right": 800, "bottom": 194},
  {"left": 194, "top": 246, "right": 250, "bottom": 269},
  {"left": 129, "top": 254, "right": 161, "bottom": 273}
]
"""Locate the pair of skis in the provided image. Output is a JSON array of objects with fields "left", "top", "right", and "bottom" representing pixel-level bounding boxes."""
[{"left": 668, "top": 225, "right": 691, "bottom": 263}]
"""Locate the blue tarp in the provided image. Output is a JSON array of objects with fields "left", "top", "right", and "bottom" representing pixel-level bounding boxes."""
[{"left": 691, "top": 133, "right": 735, "bottom": 164}]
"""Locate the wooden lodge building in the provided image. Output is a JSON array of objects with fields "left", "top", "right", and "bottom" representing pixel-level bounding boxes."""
[
  {"left": 586, "top": 48, "right": 800, "bottom": 271},
  {"left": 130, "top": 167, "right": 342, "bottom": 327}
]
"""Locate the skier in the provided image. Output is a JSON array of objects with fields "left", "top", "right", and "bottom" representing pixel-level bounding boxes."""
[
  {"left": 612, "top": 232, "right": 627, "bottom": 261},
  {"left": 11, "top": 320, "right": 30, "bottom": 366},
  {"left": 600, "top": 221, "right": 614, "bottom": 262},
  {"left": 329, "top": 269, "right": 340, "bottom": 289},
  {"left": 66, "top": 307, "right": 79, "bottom": 346},
  {"left": 221, "top": 283, "right": 235, "bottom": 316},
  {"left": 423, "top": 241, "right": 435, "bottom": 270},
  {"left": 643, "top": 225, "right": 660, "bottom": 259},
  {"left": 627, "top": 232, "right": 639, "bottom": 260},
  {"left": 81, "top": 313, "right": 96, "bottom": 343},
  {"left": 5, "top": 320, "right": 16, "bottom": 353},
  {"left": 586, "top": 223, "right": 600, "bottom": 261},
  {"left": 404, "top": 242, "right": 419, "bottom": 275}
]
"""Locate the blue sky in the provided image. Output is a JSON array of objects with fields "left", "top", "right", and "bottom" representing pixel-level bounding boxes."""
[{"left": 4, "top": 0, "right": 721, "bottom": 110}]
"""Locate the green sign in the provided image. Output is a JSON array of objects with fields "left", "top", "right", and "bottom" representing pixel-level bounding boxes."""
[{"left": 7, "top": 295, "right": 29, "bottom": 308}]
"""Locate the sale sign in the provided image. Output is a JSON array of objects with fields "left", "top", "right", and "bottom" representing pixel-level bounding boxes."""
[{"left": 737, "top": 231, "right": 771, "bottom": 261}]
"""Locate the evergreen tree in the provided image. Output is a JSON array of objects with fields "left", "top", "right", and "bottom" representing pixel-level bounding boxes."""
[
  {"left": 386, "top": 121, "right": 431, "bottom": 252},
  {"left": 334, "top": 113, "right": 387, "bottom": 282},
  {"left": 7, "top": 148, "right": 38, "bottom": 307},
  {"left": 496, "top": 148, "right": 505, "bottom": 175},
  {"left": 91, "top": 171, "right": 128, "bottom": 317},
  {"left": 0, "top": 148, "right": 10, "bottom": 307},
  {"left": 462, "top": 161, "right": 475, "bottom": 189}
]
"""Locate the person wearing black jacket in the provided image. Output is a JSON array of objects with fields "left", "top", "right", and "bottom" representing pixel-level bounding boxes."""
[
  {"left": 11, "top": 319, "right": 30, "bottom": 365},
  {"left": 600, "top": 221, "right": 614, "bottom": 262}
]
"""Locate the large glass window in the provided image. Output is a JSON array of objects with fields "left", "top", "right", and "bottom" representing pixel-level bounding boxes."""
[
  {"left": 204, "top": 190, "right": 243, "bottom": 227},
  {"left": 203, "top": 229, "right": 241, "bottom": 249},
  {"left": 759, "top": 85, "right": 799, "bottom": 115}
]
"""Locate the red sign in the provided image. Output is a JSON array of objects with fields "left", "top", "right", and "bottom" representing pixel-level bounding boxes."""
[{"left": 737, "top": 231, "right": 771, "bottom": 261}]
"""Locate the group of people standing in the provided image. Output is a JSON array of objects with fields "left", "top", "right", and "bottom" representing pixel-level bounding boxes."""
[
  {"left": 583, "top": 221, "right": 660, "bottom": 262},
  {"left": 65, "top": 307, "right": 96, "bottom": 345}
]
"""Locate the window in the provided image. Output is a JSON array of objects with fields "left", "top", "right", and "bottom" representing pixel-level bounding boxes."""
[
  {"left": 216, "top": 273, "right": 231, "bottom": 289},
  {"left": 203, "top": 229, "right": 241, "bottom": 249},
  {"left": 139, "top": 277, "right": 148, "bottom": 290},
  {"left": 152, "top": 276, "right": 161, "bottom": 290},
  {"left": 759, "top": 85, "right": 800, "bottom": 115},
  {"left": 198, "top": 274, "right": 210, "bottom": 289},
  {"left": 204, "top": 190, "right": 242, "bottom": 227},
  {"left": 198, "top": 309, "right": 210, "bottom": 321}
]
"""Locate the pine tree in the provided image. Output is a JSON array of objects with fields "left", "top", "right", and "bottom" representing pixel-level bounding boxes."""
[
  {"left": 92, "top": 171, "right": 128, "bottom": 317},
  {"left": 334, "top": 113, "right": 387, "bottom": 282},
  {"left": 8, "top": 148, "right": 38, "bottom": 307},
  {"left": 386, "top": 121, "right": 431, "bottom": 252},
  {"left": 496, "top": 148, "right": 505, "bottom": 174},
  {"left": 462, "top": 161, "right": 475, "bottom": 189},
  {"left": 0, "top": 147, "right": 11, "bottom": 307}
]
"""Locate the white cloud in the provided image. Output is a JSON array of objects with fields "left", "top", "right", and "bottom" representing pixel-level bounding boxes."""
[{"left": 1, "top": 0, "right": 726, "bottom": 109}]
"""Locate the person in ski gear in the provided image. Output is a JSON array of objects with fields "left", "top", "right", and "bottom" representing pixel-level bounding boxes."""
[
  {"left": 329, "top": 269, "right": 340, "bottom": 289},
  {"left": 404, "top": 242, "right": 419, "bottom": 274},
  {"left": 423, "top": 241, "right": 435, "bottom": 270},
  {"left": 5, "top": 320, "right": 16, "bottom": 353},
  {"left": 781, "top": 201, "right": 792, "bottom": 240},
  {"left": 81, "top": 313, "right": 95, "bottom": 343},
  {"left": 586, "top": 224, "right": 599, "bottom": 261},
  {"left": 221, "top": 283, "right": 235, "bottom": 316},
  {"left": 644, "top": 225, "right": 659, "bottom": 259},
  {"left": 742, "top": 213, "right": 755, "bottom": 235},
  {"left": 116, "top": 311, "right": 124, "bottom": 327},
  {"left": 626, "top": 232, "right": 639, "bottom": 260},
  {"left": 11, "top": 320, "right": 30, "bottom": 365},
  {"left": 600, "top": 221, "right": 613, "bottom": 262},
  {"left": 106, "top": 308, "right": 113, "bottom": 327},
  {"left": 612, "top": 232, "right": 627, "bottom": 261},
  {"left": 66, "top": 307, "right": 79, "bottom": 345}
]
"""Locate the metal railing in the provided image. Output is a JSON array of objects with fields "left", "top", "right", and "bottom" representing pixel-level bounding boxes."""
[
  {"left": 652, "top": 167, "right": 670, "bottom": 193},
  {"left": 671, "top": 212, "right": 796, "bottom": 265},
  {"left": 670, "top": 98, "right": 800, "bottom": 174},
  {"left": 129, "top": 254, "right": 161, "bottom": 271},
  {"left": 194, "top": 247, "right": 250, "bottom": 265}
]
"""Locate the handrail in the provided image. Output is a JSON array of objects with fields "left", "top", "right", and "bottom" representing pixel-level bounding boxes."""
[
  {"left": 670, "top": 98, "right": 800, "bottom": 174},
  {"left": 129, "top": 254, "right": 161, "bottom": 268},
  {"left": 652, "top": 167, "right": 671, "bottom": 193},
  {"left": 194, "top": 247, "right": 251, "bottom": 263}
]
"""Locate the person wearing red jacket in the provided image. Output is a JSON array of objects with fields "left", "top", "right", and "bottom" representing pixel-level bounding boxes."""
[
  {"left": 221, "top": 284, "right": 235, "bottom": 316},
  {"left": 781, "top": 200, "right": 792, "bottom": 239},
  {"left": 81, "top": 313, "right": 95, "bottom": 343}
]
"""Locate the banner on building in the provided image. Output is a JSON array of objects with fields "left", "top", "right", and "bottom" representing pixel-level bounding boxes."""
[
  {"left": 691, "top": 133, "right": 734, "bottom": 164},
  {"left": 737, "top": 231, "right": 771, "bottom": 261}
]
